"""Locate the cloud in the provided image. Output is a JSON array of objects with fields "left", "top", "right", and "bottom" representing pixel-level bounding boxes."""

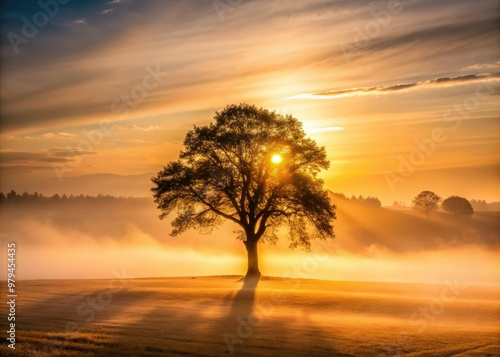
[
  {"left": 288, "top": 73, "right": 499, "bottom": 100},
  {"left": 1, "top": 0, "right": 497, "bottom": 135},
  {"left": 463, "top": 61, "right": 500, "bottom": 70},
  {"left": 39, "top": 157, "right": 74, "bottom": 163},
  {"left": 372, "top": 16, "right": 496, "bottom": 53},
  {"left": 0, "top": 151, "right": 46, "bottom": 162},
  {"left": 68, "top": 18, "right": 88, "bottom": 26},
  {"left": 125, "top": 139, "right": 156, "bottom": 145},
  {"left": 9, "top": 132, "right": 76, "bottom": 140},
  {"left": 0, "top": 149, "right": 96, "bottom": 164},
  {"left": 305, "top": 126, "right": 344, "bottom": 134},
  {"left": 42, "top": 132, "right": 76, "bottom": 139},
  {"left": 101, "top": 9, "right": 114, "bottom": 15},
  {"left": 117, "top": 125, "right": 161, "bottom": 132},
  {"left": 49, "top": 148, "right": 97, "bottom": 157}
]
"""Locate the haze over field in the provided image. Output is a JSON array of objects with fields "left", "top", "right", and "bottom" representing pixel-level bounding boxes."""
[{"left": 1, "top": 194, "right": 498, "bottom": 285}]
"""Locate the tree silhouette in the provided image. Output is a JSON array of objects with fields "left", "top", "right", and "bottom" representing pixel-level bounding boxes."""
[
  {"left": 7, "top": 190, "right": 19, "bottom": 201},
  {"left": 442, "top": 196, "right": 473, "bottom": 215},
  {"left": 152, "top": 103, "right": 336, "bottom": 279},
  {"left": 412, "top": 190, "right": 441, "bottom": 218}
]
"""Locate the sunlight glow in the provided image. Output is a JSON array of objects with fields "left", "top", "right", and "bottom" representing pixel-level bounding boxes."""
[
  {"left": 306, "top": 126, "right": 344, "bottom": 134},
  {"left": 271, "top": 154, "right": 283, "bottom": 164}
]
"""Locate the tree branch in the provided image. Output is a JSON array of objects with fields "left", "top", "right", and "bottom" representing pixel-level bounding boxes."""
[{"left": 188, "top": 187, "right": 241, "bottom": 225}]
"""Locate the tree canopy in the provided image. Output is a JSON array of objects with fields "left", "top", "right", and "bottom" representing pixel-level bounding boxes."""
[
  {"left": 152, "top": 103, "right": 336, "bottom": 277},
  {"left": 412, "top": 190, "right": 441, "bottom": 218},
  {"left": 442, "top": 196, "right": 474, "bottom": 215}
]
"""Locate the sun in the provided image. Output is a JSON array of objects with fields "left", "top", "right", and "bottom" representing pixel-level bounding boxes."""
[{"left": 271, "top": 154, "right": 282, "bottom": 164}]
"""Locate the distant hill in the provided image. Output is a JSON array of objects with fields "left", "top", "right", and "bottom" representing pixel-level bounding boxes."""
[
  {"left": 1, "top": 191, "right": 498, "bottom": 254},
  {"left": 328, "top": 191, "right": 499, "bottom": 253}
]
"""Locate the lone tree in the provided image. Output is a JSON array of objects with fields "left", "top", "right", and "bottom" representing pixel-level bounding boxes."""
[
  {"left": 412, "top": 190, "right": 441, "bottom": 218},
  {"left": 152, "top": 103, "right": 336, "bottom": 279},
  {"left": 442, "top": 196, "right": 473, "bottom": 215}
]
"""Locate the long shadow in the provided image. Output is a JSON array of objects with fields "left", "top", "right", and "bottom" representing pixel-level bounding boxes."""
[
  {"left": 92, "top": 276, "right": 261, "bottom": 356},
  {"left": 87, "top": 275, "right": 356, "bottom": 356},
  {"left": 227, "top": 276, "right": 259, "bottom": 318}
]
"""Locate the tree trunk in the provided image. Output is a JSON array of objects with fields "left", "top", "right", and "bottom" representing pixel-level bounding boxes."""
[{"left": 244, "top": 239, "right": 261, "bottom": 279}]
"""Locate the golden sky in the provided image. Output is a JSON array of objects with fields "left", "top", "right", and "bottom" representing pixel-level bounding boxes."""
[{"left": 1, "top": 0, "right": 499, "bottom": 205}]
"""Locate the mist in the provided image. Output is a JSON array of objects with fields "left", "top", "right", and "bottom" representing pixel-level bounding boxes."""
[{"left": 1, "top": 195, "right": 498, "bottom": 284}]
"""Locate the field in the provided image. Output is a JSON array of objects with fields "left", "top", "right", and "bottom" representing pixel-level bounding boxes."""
[{"left": 1, "top": 276, "right": 499, "bottom": 356}]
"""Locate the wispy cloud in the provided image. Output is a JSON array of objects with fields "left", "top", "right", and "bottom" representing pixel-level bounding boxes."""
[
  {"left": 116, "top": 125, "right": 160, "bottom": 132},
  {"left": 49, "top": 148, "right": 96, "bottom": 157},
  {"left": 306, "top": 126, "right": 344, "bottom": 134},
  {"left": 0, "top": 148, "right": 95, "bottom": 164},
  {"left": 288, "top": 73, "right": 500, "bottom": 100},
  {"left": 128, "top": 139, "right": 156, "bottom": 145},
  {"left": 9, "top": 132, "right": 76, "bottom": 140},
  {"left": 101, "top": 9, "right": 114, "bottom": 15},
  {"left": 68, "top": 18, "right": 88, "bottom": 26},
  {"left": 463, "top": 61, "right": 500, "bottom": 70},
  {"left": 1, "top": 0, "right": 497, "bottom": 134},
  {"left": 43, "top": 132, "right": 76, "bottom": 139}
]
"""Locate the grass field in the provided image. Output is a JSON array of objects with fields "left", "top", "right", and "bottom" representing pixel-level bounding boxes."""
[{"left": 1, "top": 276, "right": 499, "bottom": 356}]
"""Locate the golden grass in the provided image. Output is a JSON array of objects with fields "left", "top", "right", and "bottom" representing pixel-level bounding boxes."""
[{"left": 0, "top": 277, "right": 498, "bottom": 356}]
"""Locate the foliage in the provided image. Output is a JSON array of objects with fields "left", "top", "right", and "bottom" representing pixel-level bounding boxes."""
[
  {"left": 442, "top": 196, "right": 474, "bottom": 215},
  {"left": 331, "top": 192, "right": 382, "bottom": 207},
  {"left": 412, "top": 190, "right": 441, "bottom": 218},
  {"left": 151, "top": 103, "right": 336, "bottom": 251}
]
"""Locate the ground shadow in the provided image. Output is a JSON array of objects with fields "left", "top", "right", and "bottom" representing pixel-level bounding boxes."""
[{"left": 228, "top": 276, "right": 259, "bottom": 315}]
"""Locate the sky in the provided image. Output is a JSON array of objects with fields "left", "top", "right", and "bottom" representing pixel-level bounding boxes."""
[{"left": 1, "top": 0, "right": 499, "bottom": 205}]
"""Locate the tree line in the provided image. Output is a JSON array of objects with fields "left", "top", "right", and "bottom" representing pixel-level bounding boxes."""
[
  {"left": 330, "top": 192, "right": 382, "bottom": 208},
  {"left": 0, "top": 190, "right": 148, "bottom": 204}
]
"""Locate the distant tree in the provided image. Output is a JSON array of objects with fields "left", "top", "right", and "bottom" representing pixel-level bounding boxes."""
[
  {"left": 152, "top": 103, "right": 336, "bottom": 279},
  {"left": 0, "top": 192, "right": 5, "bottom": 203},
  {"left": 331, "top": 192, "right": 381, "bottom": 207},
  {"left": 393, "top": 201, "right": 406, "bottom": 207},
  {"left": 7, "top": 190, "right": 18, "bottom": 201},
  {"left": 442, "top": 196, "right": 473, "bottom": 215},
  {"left": 331, "top": 192, "right": 346, "bottom": 200},
  {"left": 412, "top": 191, "right": 441, "bottom": 218},
  {"left": 470, "top": 199, "right": 488, "bottom": 211},
  {"left": 364, "top": 196, "right": 382, "bottom": 208}
]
